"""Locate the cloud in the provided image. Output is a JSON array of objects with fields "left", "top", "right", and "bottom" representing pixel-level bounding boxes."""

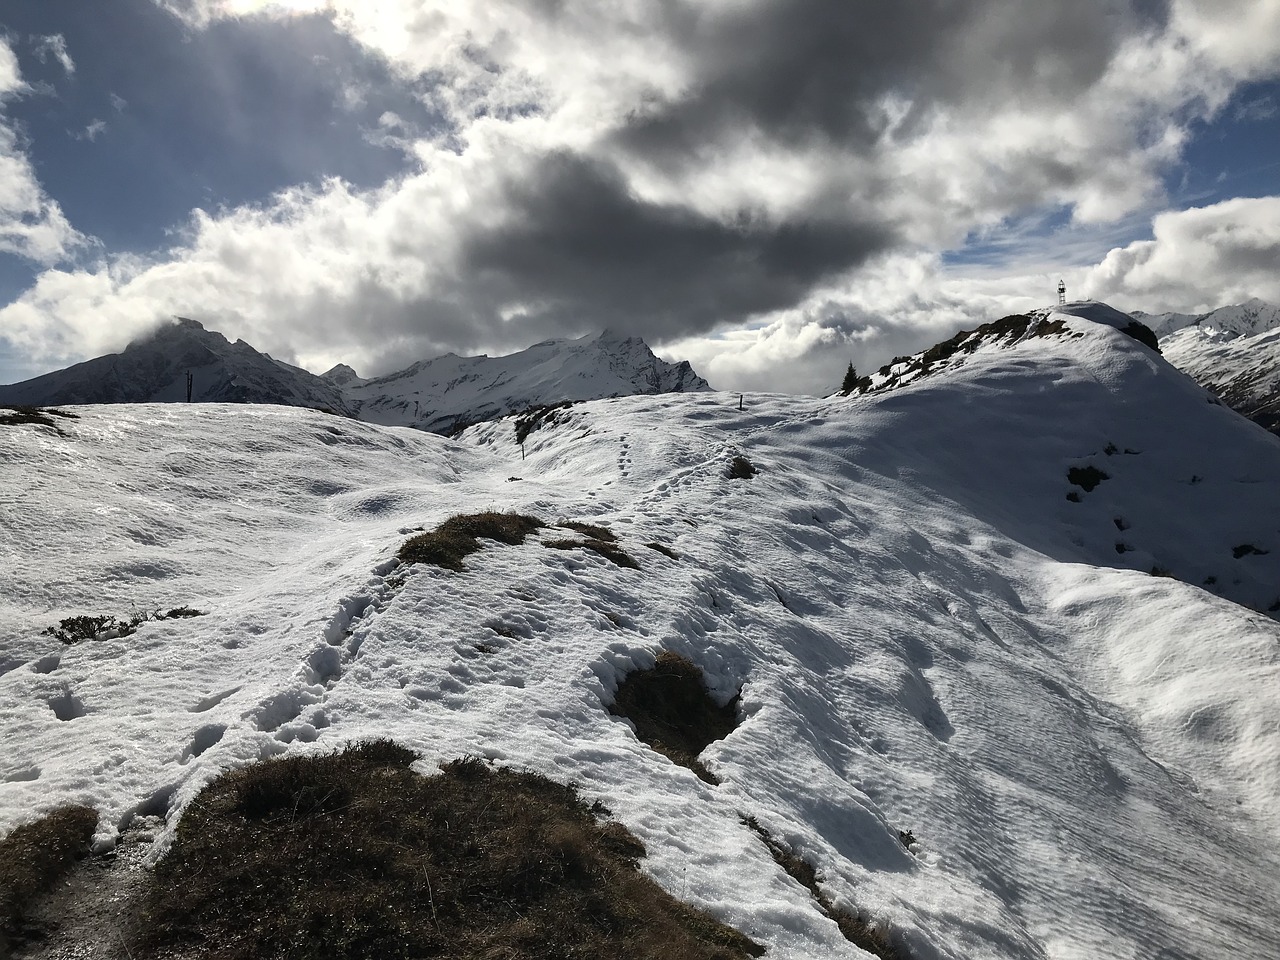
[
  {"left": 32, "top": 34, "right": 75, "bottom": 75},
  {"left": 4, "top": 0, "right": 1280, "bottom": 389},
  {"left": 74, "top": 119, "right": 108, "bottom": 142},
  {"left": 0, "top": 37, "right": 91, "bottom": 265},
  {"left": 1083, "top": 196, "right": 1280, "bottom": 312}
]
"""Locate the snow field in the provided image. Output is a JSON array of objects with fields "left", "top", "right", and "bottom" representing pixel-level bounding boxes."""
[{"left": 2, "top": 312, "right": 1279, "bottom": 959}]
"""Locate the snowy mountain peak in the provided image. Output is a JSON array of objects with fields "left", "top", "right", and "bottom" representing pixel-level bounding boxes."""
[
  {"left": 320, "top": 363, "right": 365, "bottom": 388},
  {"left": 348, "top": 329, "right": 711, "bottom": 433},
  {"left": 1135, "top": 298, "right": 1280, "bottom": 339},
  {"left": 846, "top": 302, "right": 1158, "bottom": 397}
]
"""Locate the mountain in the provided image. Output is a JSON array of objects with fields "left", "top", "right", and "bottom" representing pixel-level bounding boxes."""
[
  {"left": 1134, "top": 297, "right": 1280, "bottom": 338},
  {"left": 346, "top": 330, "right": 710, "bottom": 433},
  {"left": 0, "top": 322, "right": 709, "bottom": 434},
  {"left": 2, "top": 303, "right": 1279, "bottom": 959},
  {"left": 1142, "top": 299, "right": 1280, "bottom": 437},
  {"left": 0, "top": 318, "right": 354, "bottom": 414}
]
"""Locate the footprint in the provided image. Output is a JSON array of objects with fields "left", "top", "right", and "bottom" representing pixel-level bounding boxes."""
[
  {"left": 305, "top": 645, "right": 343, "bottom": 687},
  {"left": 249, "top": 689, "right": 309, "bottom": 733},
  {"left": 190, "top": 686, "right": 240, "bottom": 713},
  {"left": 49, "top": 689, "right": 87, "bottom": 722},
  {"left": 182, "top": 723, "right": 227, "bottom": 762},
  {"left": 3, "top": 765, "right": 40, "bottom": 783}
]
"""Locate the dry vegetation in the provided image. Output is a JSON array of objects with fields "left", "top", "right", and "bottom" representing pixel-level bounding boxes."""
[
  {"left": 0, "top": 805, "right": 99, "bottom": 956},
  {"left": 741, "top": 816, "right": 906, "bottom": 960},
  {"left": 399, "top": 512, "right": 544, "bottom": 571},
  {"left": 131, "top": 742, "right": 763, "bottom": 960},
  {"left": 610, "top": 651, "right": 740, "bottom": 784}
]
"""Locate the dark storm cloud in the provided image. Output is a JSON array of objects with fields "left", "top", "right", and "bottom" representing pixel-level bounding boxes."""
[
  {"left": 613, "top": 0, "right": 1160, "bottom": 165},
  {"left": 456, "top": 150, "right": 893, "bottom": 341}
]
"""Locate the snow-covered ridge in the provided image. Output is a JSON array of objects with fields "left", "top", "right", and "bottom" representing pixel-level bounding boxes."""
[
  {"left": 844, "top": 301, "right": 1158, "bottom": 396},
  {"left": 1145, "top": 299, "right": 1280, "bottom": 438},
  {"left": 1135, "top": 297, "right": 1280, "bottom": 339},
  {"left": 4, "top": 306, "right": 1279, "bottom": 958},
  {"left": 348, "top": 329, "right": 710, "bottom": 433},
  {"left": 0, "top": 322, "right": 710, "bottom": 434}
]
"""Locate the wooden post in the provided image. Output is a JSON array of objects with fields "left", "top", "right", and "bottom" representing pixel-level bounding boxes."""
[{"left": 738, "top": 393, "right": 743, "bottom": 411}]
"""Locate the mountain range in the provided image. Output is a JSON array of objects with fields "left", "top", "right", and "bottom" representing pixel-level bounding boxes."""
[
  {"left": 0, "top": 321, "right": 709, "bottom": 433},
  {"left": 2, "top": 300, "right": 1278, "bottom": 959},
  {"left": 2, "top": 299, "right": 1277, "bottom": 439},
  {"left": 1134, "top": 298, "right": 1280, "bottom": 436}
]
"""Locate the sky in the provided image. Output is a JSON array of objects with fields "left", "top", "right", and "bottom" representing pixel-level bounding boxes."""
[{"left": 0, "top": 0, "right": 1278, "bottom": 393}]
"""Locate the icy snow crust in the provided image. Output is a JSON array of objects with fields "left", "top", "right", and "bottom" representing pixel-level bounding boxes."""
[{"left": 2, "top": 312, "right": 1279, "bottom": 959}]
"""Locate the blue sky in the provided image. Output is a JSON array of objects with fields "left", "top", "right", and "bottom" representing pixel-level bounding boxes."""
[{"left": 1, "top": 1, "right": 1278, "bottom": 393}]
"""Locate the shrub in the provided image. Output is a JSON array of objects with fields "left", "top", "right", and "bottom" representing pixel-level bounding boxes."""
[
  {"left": 132, "top": 742, "right": 763, "bottom": 960},
  {"left": 1232, "top": 543, "right": 1269, "bottom": 559},
  {"left": 610, "top": 651, "right": 740, "bottom": 784},
  {"left": 42, "top": 608, "right": 207, "bottom": 644},
  {"left": 399, "top": 512, "right": 544, "bottom": 571},
  {"left": 1121, "top": 321, "right": 1161, "bottom": 353},
  {"left": 0, "top": 805, "right": 98, "bottom": 955},
  {"left": 1066, "top": 466, "right": 1108, "bottom": 492},
  {"left": 741, "top": 815, "right": 906, "bottom": 960},
  {"left": 514, "top": 401, "right": 576, "bottom": 445},
  {"left": 726, "top": 456, "right": 757, "bottom": 480}
]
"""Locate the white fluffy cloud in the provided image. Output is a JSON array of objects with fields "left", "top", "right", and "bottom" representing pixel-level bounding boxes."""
[
  {"left": 1083, "top": 196, "right": 1280, "bottom": 313},
  {"left": 3, "top": 1, "right": 1280, "bottom": 391},
  {"left": 0, "top": 38, "right": 90, "bottom": 266}
]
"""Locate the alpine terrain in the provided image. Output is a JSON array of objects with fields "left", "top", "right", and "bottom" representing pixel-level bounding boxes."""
[
  {"left": 1136, "top": 299, "right": 1280, "bottom": 437},
  {"left": 1, "top": 303, "right": 1278, "bottom": 960},
  {"left": 0, "top": 323, "right": 710, "bottom": 434}
]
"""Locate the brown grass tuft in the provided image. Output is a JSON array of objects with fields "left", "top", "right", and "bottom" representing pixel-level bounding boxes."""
[
  {"left": 610, "top": 651, "right": 740, "bottom": 784},
  {"left": 545, "top": 537, "right": 640, "bottom": 569},
  {"left": 131, "top": 742, "right": 763, "bottom": 960},
  {"left": 741, "top": 815, "right": 907, "bottom": 960},
  {"left": 399, "top": 511, "right": 544, "bottom": 571},
  {"left": 0, "top": 805, "right": 98, "bottom": 955}
]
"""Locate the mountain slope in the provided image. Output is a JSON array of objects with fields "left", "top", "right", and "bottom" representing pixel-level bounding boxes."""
[
  {"left": 1150, "top": 300, "right": 1280, "bottom": 437},
  {"left": 0, "top": 319, "right": 353, "bottom": 413},
  {"left": 347, "top": 330, "right": 710, "bottom": 433},
  {"left": 2, "top": 308, "right": 1278, "bottom": 960},
  {"left": 0, "top": 325, "right": 710, "bottom": 435}
]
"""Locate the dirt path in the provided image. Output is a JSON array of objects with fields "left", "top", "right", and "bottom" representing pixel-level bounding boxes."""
[{"left": 10, "top": 818, "right": 161, "bottom": 960}]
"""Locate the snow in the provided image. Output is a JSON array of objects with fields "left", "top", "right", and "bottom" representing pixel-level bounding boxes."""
[
  {"left": 3, "top": 310, "right": 1280, "bottom": 959},
  {"left": 347, "top": 329, "right": 709, "bottom": 432}
]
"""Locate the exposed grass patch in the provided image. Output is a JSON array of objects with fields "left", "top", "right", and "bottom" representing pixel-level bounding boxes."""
[
  {"left": 131, "top": 742, "right": 762, "bottom": 960},
  {"left": 741, "top": 815, "right": 906, "bottom": 960},
  {"left": 0, "top": 405, "right": 79, "bottom": 435},
  {"left": 561, "top": 521, "right": 617, "bottom": 542},
  {"left": 610, "top": 651, "right": 740, "bottom": 785},
  {"left": 399, "top": 512, "right": 544, "bottom": 571},
  {"left": 514, "top": 401, "right": 576, "bottom": 445},
  {"left": 42, "top": 607, "right": 207, "bottom": 644},
  {"left": 0, "top": 805, "right": 98, "bottom": 955},
  {"left": 1232, "top": 543, "right": 1269, "bottom": 559},
  {"left": 545, "top": 537, "right": 640, "bottom": 569},
  {"left": 646, "top": 541, "right": 681, "bottom": 560},
  {"left": 1066, "top": 465, "right": 1109, "bottom": 492},
  {"left": 727, "top": 456, "right": 757, "bottom": 480},
  {"left": 1121, "top": 320, "right": 1161, "bottom": 352}
]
